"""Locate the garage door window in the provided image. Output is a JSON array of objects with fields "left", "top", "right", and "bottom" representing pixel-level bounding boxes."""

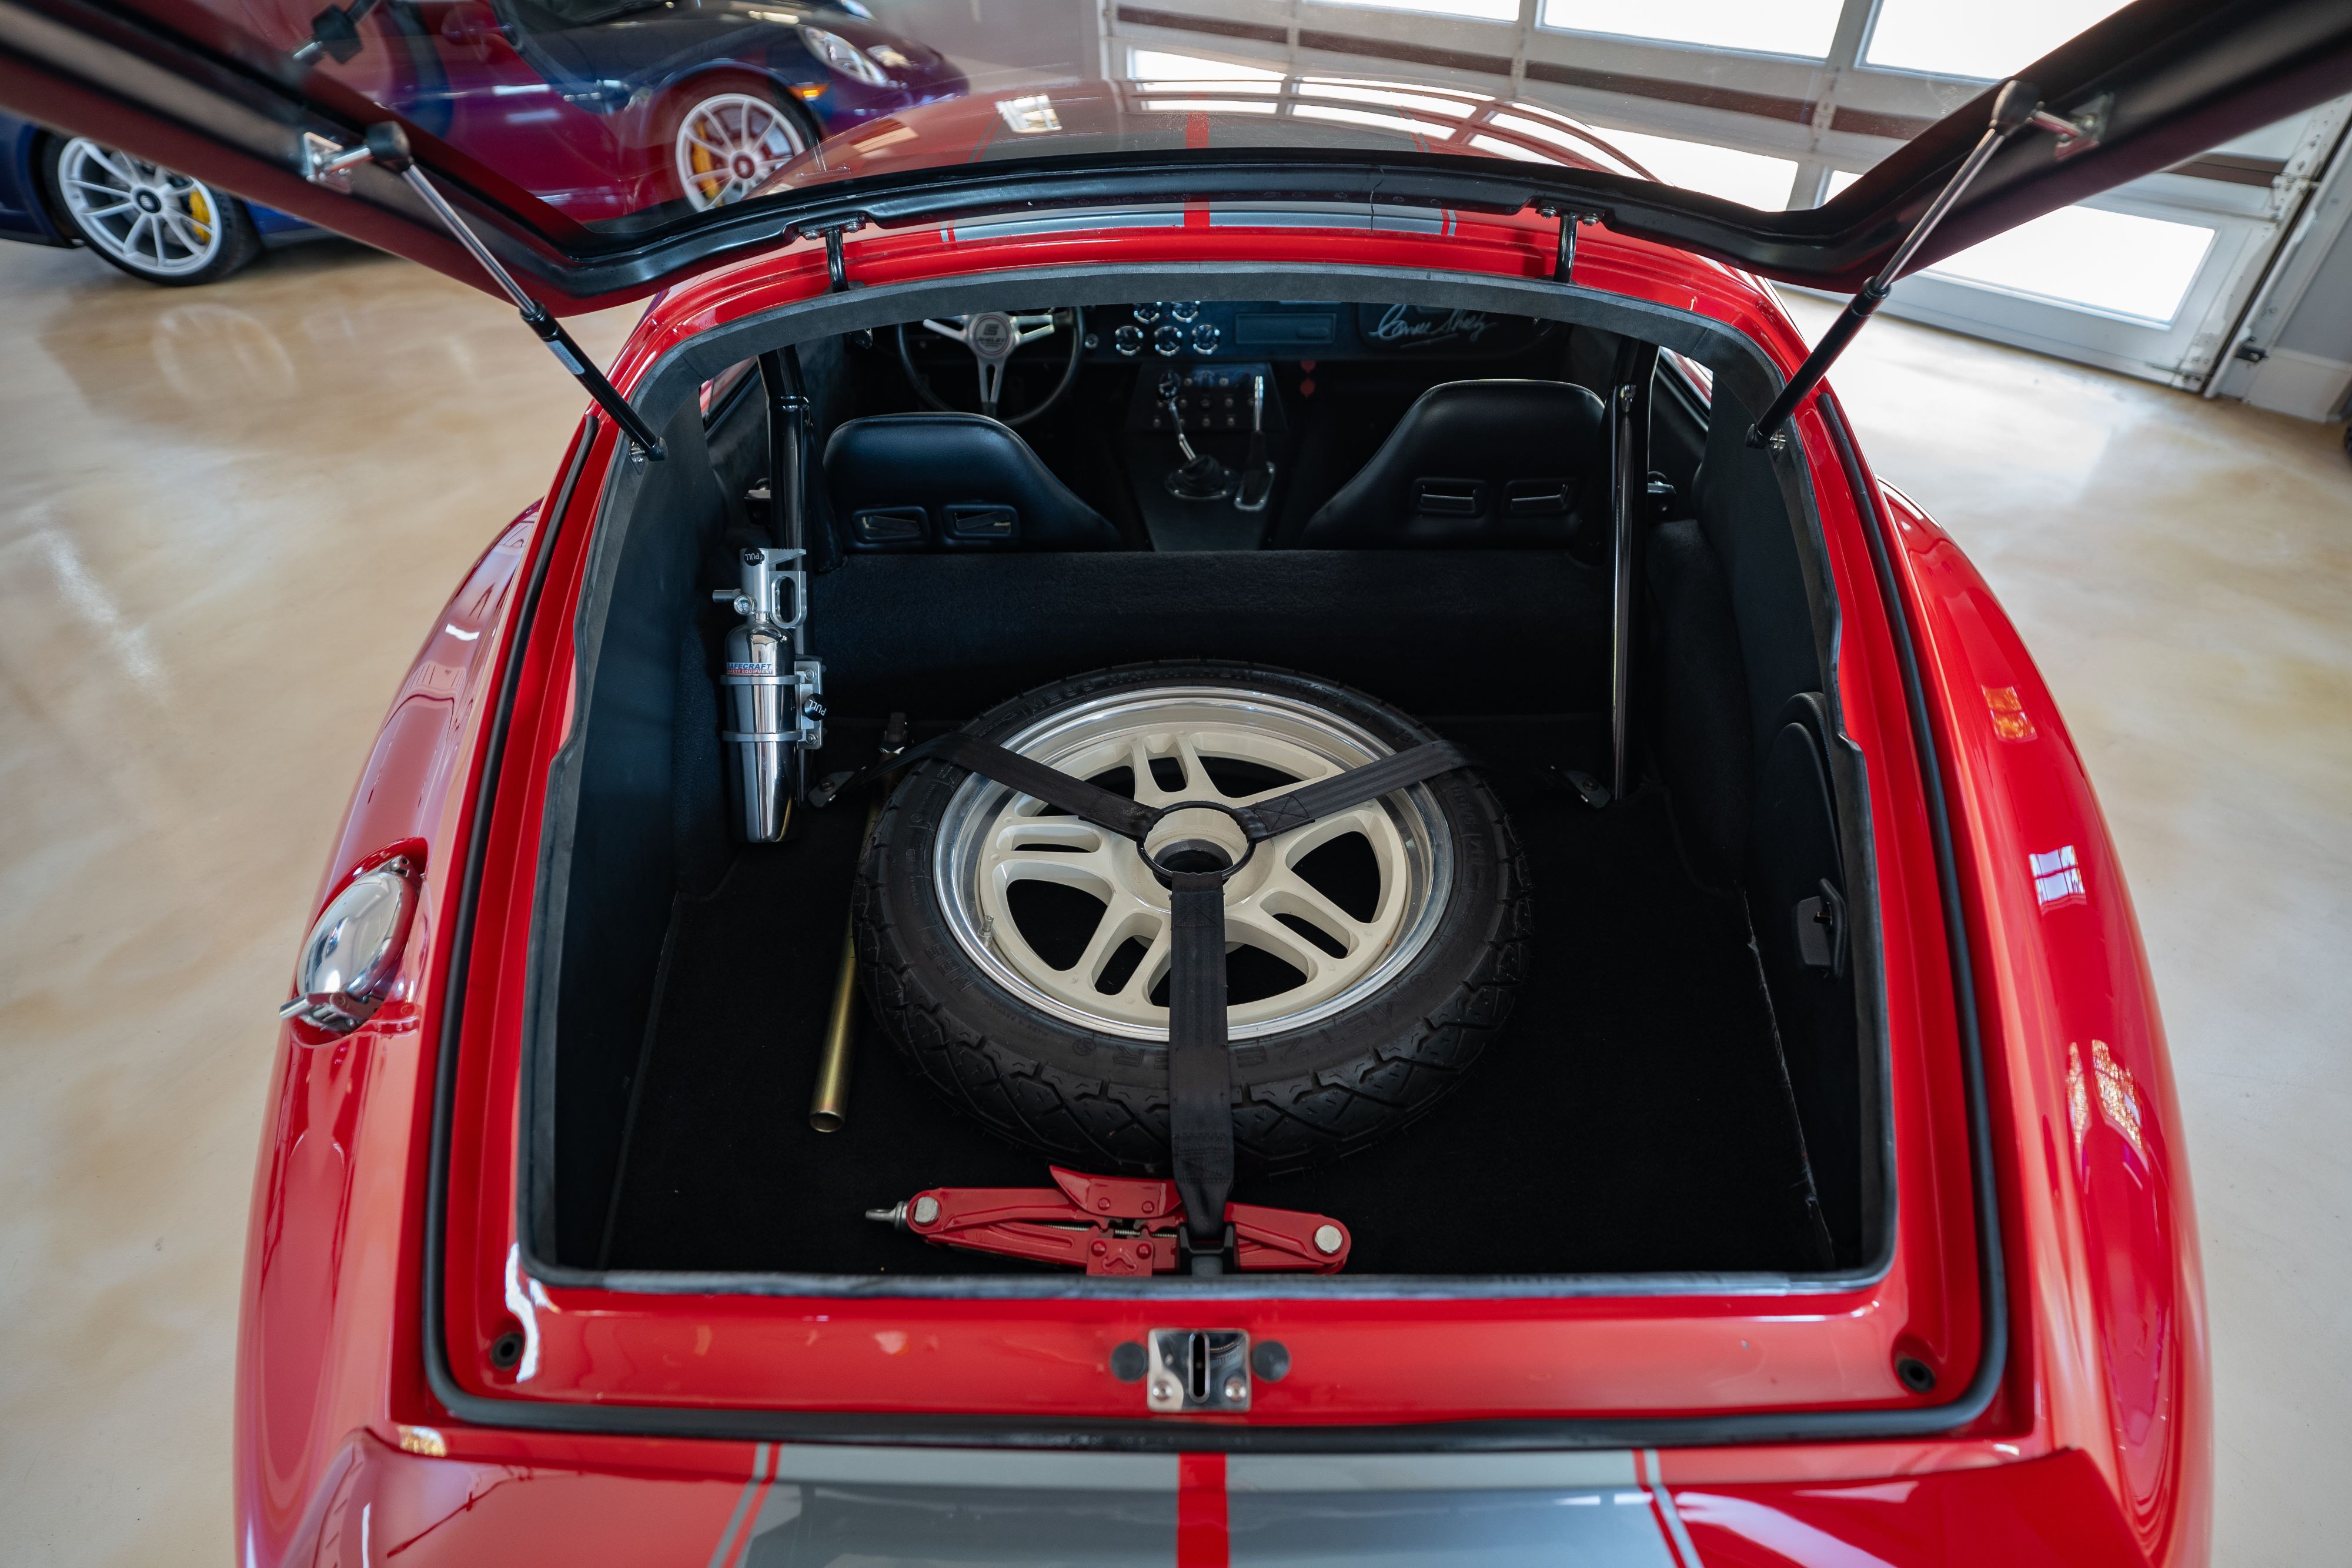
[
  {"left": 1538, "top": 0, "right": 1843, "bottom": 61},
  {"left": 1922, "top": 207, "right": 2218, "bottom": 326},
  {"left": 1862, "top": 0, "right": 2135, "bottom": 81},
  {"left": 1319, "top": 0, "right": 1520, "bottom": 21},
  {"left": 1591, "top": 127, "right": 1799, "bottom": 210}
]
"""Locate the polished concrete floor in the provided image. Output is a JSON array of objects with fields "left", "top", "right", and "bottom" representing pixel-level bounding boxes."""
[{"left": 0, "top": 237, "right": 2344, "bottom": 1565}]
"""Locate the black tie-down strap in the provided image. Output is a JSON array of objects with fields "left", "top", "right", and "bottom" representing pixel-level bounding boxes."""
[
  {"left": 816, "top": 731, "right": 1469, "bottom": 844},
  {"left": 821, "top": 726, "right": 1474, "bottom": 1272},
  {"left": 812, "top": 730, "right": 1157, "bottom": 837},
  {"left": 1164, "top": 870, "right": 1234, "bottom": 1268}
]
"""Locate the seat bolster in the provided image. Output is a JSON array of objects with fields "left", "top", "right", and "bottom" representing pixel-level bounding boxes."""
[
  {"left": 823, "top": 413, "right": 1123, "bottom": 552},
  {"left": 1302, "top": 379, "right": 1610, "bottom": 549}
]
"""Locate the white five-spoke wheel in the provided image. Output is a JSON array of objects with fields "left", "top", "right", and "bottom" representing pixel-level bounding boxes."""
[
  {"left": 858, "top": 666, "right": 1529, "bottom": 1175},
  {"left": 937, "top": 688, "right": 1446, "bottom": 1039},
  {"left": 49, "top": 138, "right": 260, "bottom": 285},
  {"left": 671, "top": 88, "right": 811, "bottom": 210}
]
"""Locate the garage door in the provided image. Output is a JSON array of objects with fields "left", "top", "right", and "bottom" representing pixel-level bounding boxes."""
[{"left": 1098, "top": 0, "right": 2352, "bottom": 390}]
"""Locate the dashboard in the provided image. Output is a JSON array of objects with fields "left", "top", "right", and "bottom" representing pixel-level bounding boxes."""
[{"left": 1081, "top": 302, "right": 1555, "bottom": 365}]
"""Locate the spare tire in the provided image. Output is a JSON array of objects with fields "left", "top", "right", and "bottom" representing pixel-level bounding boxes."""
[{"left": 853, "top": 663, "right": 1530, "bottom": 1175}]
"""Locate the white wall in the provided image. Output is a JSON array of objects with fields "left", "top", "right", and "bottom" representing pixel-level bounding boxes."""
[
  {"left": 2253, "top": 218, "right": 2352, "bottom": 422},
  {"left": 864, "top": 1, "right": 1101, "bottom": 85}
]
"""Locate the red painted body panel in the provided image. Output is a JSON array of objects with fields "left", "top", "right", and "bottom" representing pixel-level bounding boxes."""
[
  {"left": 1850, "top": 460, "right": 2211, "bottom": 1568},
  {"left": 1675, "top": 1447, "right": 2147, "bottom": 1567},
  {"left": 235, "top": 211, "right": 2207, "bottom": 1566}
]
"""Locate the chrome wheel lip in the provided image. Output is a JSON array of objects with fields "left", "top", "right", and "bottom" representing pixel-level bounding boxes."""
[
  {"left": 931, "top": 685, "right": 1454, "bottom": 1044},
  {"left": 673, "top": 91, "right": 810, "bottom": 211},
  {"left": 57, "top": 138, "right": 225, "bottom": 277}
]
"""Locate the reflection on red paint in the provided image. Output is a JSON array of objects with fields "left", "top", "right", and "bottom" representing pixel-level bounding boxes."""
[
  {"left": 1674, "top": 1452, "right": 2144, "bottom": 1567},
  {"left": 1984, "top": 684, "right": 2037, "bottom": 741}
]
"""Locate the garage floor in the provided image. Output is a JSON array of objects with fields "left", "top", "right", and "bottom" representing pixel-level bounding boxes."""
[{"left": 1, "top": 238, "right": 2344, "bottom": 1566}]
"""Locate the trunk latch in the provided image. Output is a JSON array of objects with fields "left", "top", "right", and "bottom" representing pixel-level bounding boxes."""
[{"left": 1147, "top": 1328, "right": 1251, "bottom": 1413}]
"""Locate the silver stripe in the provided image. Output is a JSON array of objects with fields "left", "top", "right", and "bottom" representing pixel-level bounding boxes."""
[
  {"left": 705, "top": 1442, "right": 773, "bottom": 1568},
  {"left": 1228, "top": 1449, "right": 1639, "bottom": 1492},
  {"left": 1642, "top": 1449, "right": 1706, "bottom": 1568},
  {"left": 767, "top": 1443, "right": 1181, "bottom": 1491},
  {"left": 1205, "top": 203, "right": 1455, "bottom": 233},
  {"left": 948, "top": 210, "right": 1187, "bottom": 241},
  {"left": 946, "top": 203, "right": 1462, "bottom": 241}
]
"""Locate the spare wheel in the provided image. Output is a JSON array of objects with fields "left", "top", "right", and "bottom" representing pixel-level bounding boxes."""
[{"left": 854, "top": 663, "right": 1530, "bottom": 1175}]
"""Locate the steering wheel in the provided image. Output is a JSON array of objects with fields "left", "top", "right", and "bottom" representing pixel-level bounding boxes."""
[{"left": 894, "top": 307, "right": 1083, "bottom": 427}]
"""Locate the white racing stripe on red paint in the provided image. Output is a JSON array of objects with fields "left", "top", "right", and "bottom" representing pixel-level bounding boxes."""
[
  {"left": 704, "top": 1442, "right": 773, "bottom": 1568},
  {"left": 694, "top": 1443, "right": 1692, "bottom": 1565},
  {"left": 1204, "top": 203, "right": 1455, "bottom": 234},
  {"left": 1226, "top": 1450, "right": 1639, "bottom": 1491},
  {"left": 1640, "top": 1449, "right": 1705, "bottom": 1568},
  {"left": 760, "top": 1443, "right": 1180, "bottom": 1489},
  {"left": 947, "top": 209, "right": 1187, "bottom": 242},
  {"left": 943, "top": 203, "right": 1467, "bottom": 241},
  {"left": 1224, "top": 1450, "right": 1682, "bottom": 1567}
]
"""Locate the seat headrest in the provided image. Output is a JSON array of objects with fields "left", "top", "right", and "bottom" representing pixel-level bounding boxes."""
[
  {"left": 1301, "top": 379, "right": 1610, "bottom": 549},
  {"left": 823, "top": 413, "right": 1124, "bottom": 553}
]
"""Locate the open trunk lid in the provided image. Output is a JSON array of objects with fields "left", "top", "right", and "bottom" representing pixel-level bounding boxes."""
[{"left": 3, "top": 0, "right": 2348, "bottom": 307}]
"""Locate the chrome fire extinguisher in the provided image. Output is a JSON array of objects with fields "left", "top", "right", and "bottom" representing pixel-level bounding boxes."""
[{"left": 716, "top": 546, "right": 823, "bottom": 842}]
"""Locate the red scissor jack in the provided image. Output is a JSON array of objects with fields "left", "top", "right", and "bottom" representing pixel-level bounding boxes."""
[{"left": 868, "top": 1166, "right": 1352, "bottom": 1276}]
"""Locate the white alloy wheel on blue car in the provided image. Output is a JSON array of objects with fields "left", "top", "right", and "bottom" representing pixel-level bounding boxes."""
[
  {"left": 670, "top": 85, "right": 814, "bottom": 211},
  {"left": 47, "top": 136, "right": 260, "bottom": 285}
]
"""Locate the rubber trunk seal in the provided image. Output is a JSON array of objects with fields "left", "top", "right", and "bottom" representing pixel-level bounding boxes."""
[
  {"left": 420, "top": 420, "right": 597, "bottom": 1431},
  {"left": 416, "top": 403, "right": 2010, "bottom": 1451}
]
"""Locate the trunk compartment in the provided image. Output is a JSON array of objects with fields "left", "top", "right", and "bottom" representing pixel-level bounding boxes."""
[
  {"left": 530, "top": 304, "right": 1878, "bottom": 1291},
  {"left": 607, "top": 713, "right": 1823, "bottom": 1277},
  {"left": 569, "top": 548, "right": 1839, "bottom": 1281}
]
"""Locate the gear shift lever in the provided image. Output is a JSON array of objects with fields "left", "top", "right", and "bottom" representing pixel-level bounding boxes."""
[
  {"left": 1236, "top": 375, "right": 1274, "bottom": 512},
  {"left": 1162, "top": 390, "right": 1235, "bottom": 502}
]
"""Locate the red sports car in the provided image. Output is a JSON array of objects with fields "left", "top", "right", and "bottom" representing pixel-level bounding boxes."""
[{"left": 8, "top": 1, "right": 2346, "bottom": 1562}]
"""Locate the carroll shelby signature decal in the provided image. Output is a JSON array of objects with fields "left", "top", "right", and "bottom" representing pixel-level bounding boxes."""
[{"left": 1361, "top": 303, "right": 1500, "bottom": 349}]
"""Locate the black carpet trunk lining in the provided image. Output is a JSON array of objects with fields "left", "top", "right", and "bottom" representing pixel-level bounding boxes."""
[{"left": 600, "top": 717, "right": 1826, "bottom": 1278}]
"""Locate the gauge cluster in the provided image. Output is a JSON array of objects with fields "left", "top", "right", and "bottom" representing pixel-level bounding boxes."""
[
  {"left": 1088, "top": 302, "right": 1552, "bottom": 363},
  {"left": 1107, "top": 300, "right": 1225, "bottom": 360}
]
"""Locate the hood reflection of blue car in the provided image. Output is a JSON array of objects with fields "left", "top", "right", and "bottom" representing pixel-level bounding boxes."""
[{"left": 0, "top": 1, "right": 961, "bottom": 279}]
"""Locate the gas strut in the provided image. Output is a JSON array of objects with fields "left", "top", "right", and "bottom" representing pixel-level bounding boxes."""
[
  {"left": 345, "top": 123, "right": 667, "bottom": 459},
  {"left": 1749, "top": 79, "right": 2052, "bottom": 448}
]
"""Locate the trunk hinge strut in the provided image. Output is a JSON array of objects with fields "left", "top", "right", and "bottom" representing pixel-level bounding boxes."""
[
  {"left": 308, "top": 123, "right": 666, "bottom": 459},
  {"left": 1749, "top": 78, "right": 2056, "bottom": 448}
]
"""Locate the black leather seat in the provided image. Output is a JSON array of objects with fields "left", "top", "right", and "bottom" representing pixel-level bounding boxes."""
[
  {"left": 1301, "top": 379, "right": 1609, "bottom": 549},
  {"left": 823, "top": 413, "right": 1125, "bottom": 553}
]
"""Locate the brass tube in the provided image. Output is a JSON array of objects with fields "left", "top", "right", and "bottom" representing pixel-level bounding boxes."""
[
  {"left": 808, "top": 802, "right": 878, "bottom": 1132},
  {"left": 807, "top": 915, "right": 858, "bottom": 1132}
]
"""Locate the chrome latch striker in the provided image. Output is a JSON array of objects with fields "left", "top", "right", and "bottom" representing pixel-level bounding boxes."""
[{"left": 1146, "top": 1328, "right": 1251, "bottom": 1413}]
